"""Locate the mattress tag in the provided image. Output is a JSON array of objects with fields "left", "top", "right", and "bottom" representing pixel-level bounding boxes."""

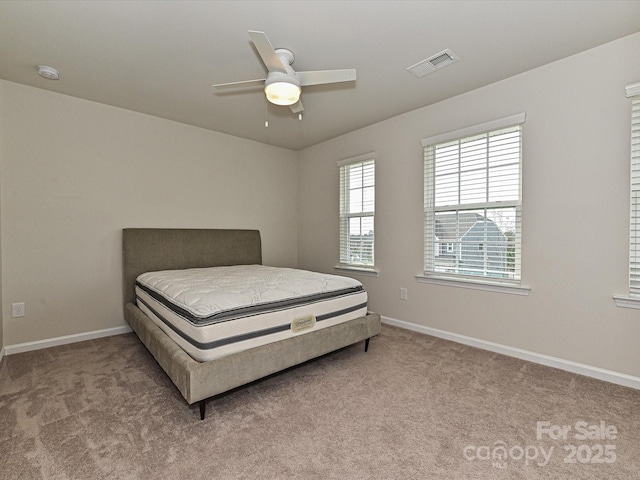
[{"left": 291, "top": 315, "right": 316, "bottom": 333}]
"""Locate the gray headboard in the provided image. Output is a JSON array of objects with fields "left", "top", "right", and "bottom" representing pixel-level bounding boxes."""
[{"left": 122, "top": 228, "right": 262, "bottom": 306}]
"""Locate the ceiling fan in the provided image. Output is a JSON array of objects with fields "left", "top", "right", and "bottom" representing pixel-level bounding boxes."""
[{"left": 213, "top": 31, "right": 356, "bottom": 114}]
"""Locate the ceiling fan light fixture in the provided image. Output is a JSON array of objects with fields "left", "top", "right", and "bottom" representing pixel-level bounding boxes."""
[{"left": 264, "top": 80, "right": 301, "bottom": 106}]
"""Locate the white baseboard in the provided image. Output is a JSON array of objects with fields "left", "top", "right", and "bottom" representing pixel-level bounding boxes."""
[
  {"left": 4, "top": 325, "right": 132, "bottom": 356},
  {"left": 0, "top": 346, "right": 5, "bottom": 364},
  {"left": 382, "top": 316, "right": 640, "bottom": 390}
]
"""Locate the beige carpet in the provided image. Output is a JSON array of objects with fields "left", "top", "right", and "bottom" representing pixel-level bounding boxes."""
[{"left": 1, "top": 324, "right": 639, "bottom": 479}]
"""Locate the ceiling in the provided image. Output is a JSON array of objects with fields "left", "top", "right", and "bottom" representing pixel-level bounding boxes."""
[{"left": 1, "top": 1, "right": 639, "bottom": 151}]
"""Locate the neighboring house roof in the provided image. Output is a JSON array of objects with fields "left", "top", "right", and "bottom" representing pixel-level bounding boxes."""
[{"left": 435, "top": 212, "right": 486, "bottom": 241}]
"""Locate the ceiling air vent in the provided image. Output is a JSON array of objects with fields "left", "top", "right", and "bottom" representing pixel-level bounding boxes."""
[{"left": 406, "top": 49, "right": 459, "bottom": 78}]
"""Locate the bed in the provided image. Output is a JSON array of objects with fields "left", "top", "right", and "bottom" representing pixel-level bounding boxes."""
[{"left": 122, "top": 228, "right": 381, "bottom": 419}]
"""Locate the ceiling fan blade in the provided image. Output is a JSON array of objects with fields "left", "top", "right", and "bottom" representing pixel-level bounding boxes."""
[
  {"left": 212, "top": 78, "right": 265, "bottom": 88},
  {"left": 290, "top": 99, "right": 304, "bottom": 114},
  {"left": 248, "top": 30, "right": 286, "bottom": 74},
  {"left": 297, "top": 69, "right": 356, "bottom": 86}
]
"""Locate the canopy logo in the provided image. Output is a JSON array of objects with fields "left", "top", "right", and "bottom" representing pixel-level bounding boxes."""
[
  {"left": 463, "top": 441, "right": 553, "bottom": 469},
  {"left": 463, "top": 420, "right": 618, "bottom": 469}
]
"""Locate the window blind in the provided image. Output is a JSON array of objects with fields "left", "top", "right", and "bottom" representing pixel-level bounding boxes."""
[
  {"left": 423, "top": 116, "right": 524, "bottom": 283},
  {"left": 339, "top": 156, "right": 375, "bottom": 267},
  {"left": 629, "top": 95, "right": 640, "bottom": 294}
]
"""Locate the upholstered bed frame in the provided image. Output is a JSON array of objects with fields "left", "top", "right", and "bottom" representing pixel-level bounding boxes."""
[{"left": 122, "top": 228, "right": 381, "bottom": 419}]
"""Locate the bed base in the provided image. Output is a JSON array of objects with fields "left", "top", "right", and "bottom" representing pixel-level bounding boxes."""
[
  {"left": 125, "top": 301, "right": 380, "bottom": 419},
  {"left": 194, "top": 335, "right": 373, "bottom": 420}
]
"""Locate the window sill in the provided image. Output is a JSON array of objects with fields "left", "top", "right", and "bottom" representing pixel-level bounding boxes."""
[
  {"left": 613, "top": 295, "right": 640, "bottom": 309},
  {"left": 334, "top": 265, "right": 380, "bottom": 277},
  {"left": 415, "top": 274, "right": 530, "bottom": 296}
]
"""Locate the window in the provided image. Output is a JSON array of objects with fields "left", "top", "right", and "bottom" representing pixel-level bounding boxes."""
[
  {"left": 422, "top": 114, "right": 525, "bottom": 286},
  {"left": 338, "top": 153, "right": 375, "bottom": 269},
  {"left": 627, "top": 84, "right": 640, "bottom": 295},
  {"left": 614, "top": 82, "right": 640, "bottom": 308}
]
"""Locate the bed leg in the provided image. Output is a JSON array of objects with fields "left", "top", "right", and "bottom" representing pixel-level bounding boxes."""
[
  {"left": 365, "top": 338, "right": 370, "bottom": 352},
  {"left": 199, "top": 400, "right": 206, "bottom": 420}
]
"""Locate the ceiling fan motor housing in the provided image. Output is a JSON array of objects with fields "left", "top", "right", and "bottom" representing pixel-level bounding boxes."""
[{"left": 274, "top": 48, "right": 295, "bottom": 66}]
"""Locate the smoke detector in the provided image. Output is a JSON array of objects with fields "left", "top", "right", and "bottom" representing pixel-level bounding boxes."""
[
  {"left": 37, "top": 65, "right": 59, "bottom": 80},
  {"left": 407, "top": 49, "right": 459, "bottom": 78}
]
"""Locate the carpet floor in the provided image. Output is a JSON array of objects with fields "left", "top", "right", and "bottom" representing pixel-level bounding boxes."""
[{"left": 1, "top": 324, "right": 639, "bottom": 479}]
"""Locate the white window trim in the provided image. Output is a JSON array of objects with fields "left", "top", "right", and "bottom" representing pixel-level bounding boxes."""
[
  {"left": 625, "top": 82, "right": 640, "bottom": 98},
  {"left": 613, "top": 295, "right": 640, "bottom": 309},
  {"left": 416, "top": 273, "right": 530, "bottom": 295},
  {"left": 334, "top": 265, "right": 380, "bottom": 277},
  {"left": 614, "top": 81, "right": 640, "bottom": 308},
  {"left": 337, "top": 151, "right": 375, "bottom": 168},
  {"left": 422, "top": 113, "right": 526, "bottom": 288},
  {"left": 421, "top": 113, "right": 526, "bottom": 148},
  {"left": 337, "top": 152, "right": 376, "bottom": 269}
]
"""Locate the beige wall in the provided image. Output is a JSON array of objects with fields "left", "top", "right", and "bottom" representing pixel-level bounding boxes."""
[
  {"left": 298, "top": 33, "right": 640, "bottom": 377},
  {"left": 0, "top": 80, "right": 298, "bottom": 346},
  {"left": 0, "top": 86, "right": 3, "bottom": 353}
]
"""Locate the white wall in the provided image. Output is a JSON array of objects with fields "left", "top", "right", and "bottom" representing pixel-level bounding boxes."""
[
  {"left": 0, "top": 88, "right": 3, "bottom": 355},
  {"left": 0, "top": 80, "right": 298, "bottom": 346},
  {"left": 298, "top": 33, "right": 640, "bottom": 378}
]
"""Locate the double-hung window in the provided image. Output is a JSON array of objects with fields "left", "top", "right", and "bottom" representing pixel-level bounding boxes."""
[
  {"left": 616, "top": 82, "right": 640, "bottom": 308},
  {"left": 629, "top": 85, "right": 640, "bottom": 295},
  {"left": 338, "top": 153, "right": 375, "bottom": 270},
  {"left": 421, "top": 114, "right": 525, "bottom": 288}
]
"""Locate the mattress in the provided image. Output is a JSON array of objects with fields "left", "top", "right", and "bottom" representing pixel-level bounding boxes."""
[{"left": 135, "top": 265, "right": 368, "bottom": 362}]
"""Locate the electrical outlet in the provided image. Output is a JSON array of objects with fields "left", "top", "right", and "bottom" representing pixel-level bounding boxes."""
[
  {"left": 400, "top": 288, "right": 408, "bottom": 301},
  {"left": 12, "top": 302, "right": 25, "bottom": 318}
]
